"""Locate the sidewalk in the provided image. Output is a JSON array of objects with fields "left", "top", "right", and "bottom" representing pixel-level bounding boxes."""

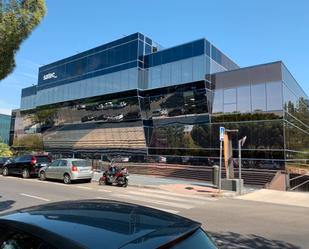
[
  {"left": 236, "top": 189, "right": 309, "bottom": 208},
  {"left": 92, "top": 172, "right": 235, "bottom": 197}
]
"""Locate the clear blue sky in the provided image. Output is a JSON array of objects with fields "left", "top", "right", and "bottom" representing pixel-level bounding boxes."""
[{"left": 1, "top": 0, "right": 308, "bottom": 115}]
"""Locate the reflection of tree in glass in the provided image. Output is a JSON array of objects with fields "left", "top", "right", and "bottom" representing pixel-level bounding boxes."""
[
  {"left": 151, "top": 126, "right": 199, "bottom": 149},
  {"left": 30, "top": 108, "right": 58, "bottom": 128},
  {"left": 13, "top": 134, "right": 44, "bottom": 151},
  {"left": 284, "top": 98, "right": 309, "bottom": 156}
]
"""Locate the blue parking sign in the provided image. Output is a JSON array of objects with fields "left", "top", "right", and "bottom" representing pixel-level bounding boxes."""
[{"left": 219, "top": 127, "right": 225, "bottom": 141}]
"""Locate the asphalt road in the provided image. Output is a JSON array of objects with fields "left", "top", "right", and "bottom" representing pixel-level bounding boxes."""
[{"left": 0, "top": 175, "right": 308, "bottom": 249}]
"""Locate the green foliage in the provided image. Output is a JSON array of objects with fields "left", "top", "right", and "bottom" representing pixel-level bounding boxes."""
[
  {"left": 0, "top": 0, "right": 46, "bottom": 80},
  {"left": 0, "top": 142, "right": 13, "bottom": 156},
  {"left": 30, "top": 108, "right": 57, "bottom": 125},
  {"left": 13, "top": 134, "right": 43, "bottom": 151}
]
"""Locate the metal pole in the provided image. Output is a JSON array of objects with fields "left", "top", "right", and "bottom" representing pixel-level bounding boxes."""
[
  {"left": 219, "top": 140, "right": 223, "bottom": 191},
  {"left": 238, "top": 140, "right": 242, "bottom": 195}
]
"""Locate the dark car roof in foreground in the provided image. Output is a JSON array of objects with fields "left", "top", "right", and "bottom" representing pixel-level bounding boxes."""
[{"left": 0, "top": 199, "right": 201, "bottom": 249}]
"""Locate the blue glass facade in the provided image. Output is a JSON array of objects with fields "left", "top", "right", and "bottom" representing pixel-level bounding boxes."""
[
  {"left": 14, "top": 33, "right": 309, "bottom": 187},
  {"left": 0, "top": 114, "right": 10, "bottom": 144},
  {"left": 20, "top": 33, "right": 238, "bottom": 110}
]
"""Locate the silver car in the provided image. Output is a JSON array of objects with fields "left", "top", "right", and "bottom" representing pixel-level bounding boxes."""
[{"left": 39, "top": 159, "right": 93, "bottom": 184}]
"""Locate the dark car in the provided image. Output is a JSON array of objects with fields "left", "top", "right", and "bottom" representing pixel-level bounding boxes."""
[
  {"left": 1, "top": 154, "right": 52, "bottom": 178},
  {"left": 0, "top": 157, "right": 10, "bottom": 174},
  {"left": 94, "top": 114, "right": 108, "bottom": 122},
  {"left": 81, "top": 115, "right": 95, "bottom": 122},
  {"left": 0, "top": 200, "right": 217, "bottom": 249}
]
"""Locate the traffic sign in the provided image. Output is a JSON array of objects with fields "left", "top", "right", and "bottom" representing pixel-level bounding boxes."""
[{"left": 219, "top": 127, "right": 225, "bottom": 141}]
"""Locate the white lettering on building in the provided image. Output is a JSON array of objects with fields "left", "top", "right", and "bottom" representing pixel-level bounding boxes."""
[{"left": 43, "top": 72, "right": 57, "bottom": 80}]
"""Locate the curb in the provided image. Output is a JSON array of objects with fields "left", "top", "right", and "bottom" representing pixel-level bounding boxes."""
[
  {"left": 211, "top": 192, "right": 237, "bottom": 198},
  {"left": 129, "top": 184, "right": 161, "bottom": 190}
]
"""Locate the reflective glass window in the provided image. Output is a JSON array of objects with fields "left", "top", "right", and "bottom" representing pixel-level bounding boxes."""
[
  {"left": 181, "top": 58, "right": 193, "bottom": 83},
  {"left": 161, "top": 63, "right": 171, "bottom": 86},
  {"left": 266, "top": 82, "right": 283, "bottom": 111},
  {"left": 150, "top": 66, "right": 161, "bottom": 88},
  {"left": 224, "top": 103, "right": 236, "bottom": 113},
  {"left": 224, "top": 88, "right": 236, "bottom": 104},
  {"left": 237, "top": 86, "right": 251, "bottom": 113},
  {"left": 251, "top": 83, "right": 266, "bottom": 112},
  {"left": 171, "top": 61, "right": 181, "bottom": 84},
  {"left": 213, "top": 89, "right": 223, "bottom": 114},
  {"left": 193, "top": 56, "right": 205, "bottom": 81}
]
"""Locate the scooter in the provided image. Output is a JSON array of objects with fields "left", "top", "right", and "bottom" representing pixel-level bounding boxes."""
[{"left": 99, "top": 166, "right": 129, "bottom": 187}]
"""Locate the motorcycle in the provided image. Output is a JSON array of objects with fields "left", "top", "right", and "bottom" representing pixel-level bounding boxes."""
[{"left": 99, "top": 165, "right": 129, "bottom": 187}]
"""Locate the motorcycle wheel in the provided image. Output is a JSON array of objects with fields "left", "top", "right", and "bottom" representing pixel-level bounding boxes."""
[
  {"left": 123, "top": 179, "right": 128, "bottom": 187},
  {"left": 104, "top": 178, "right": 112, "bottom": 185},
  {"left": 98, "top": 178, "right": 104, "bottom": 185}
]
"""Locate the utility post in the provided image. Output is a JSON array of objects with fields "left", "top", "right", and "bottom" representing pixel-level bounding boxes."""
[
  {"left": 219, "top": 127, "right": 225, "bottom": 192},
  {"left": 238, "top": 136, "right": 247, "bottom": 195}
]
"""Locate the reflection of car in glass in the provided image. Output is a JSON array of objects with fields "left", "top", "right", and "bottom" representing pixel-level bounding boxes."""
[
  {"left": 85, "top": 105, "right": 97, "bottom": 111},
  {"left": 168, "top": 108, "right": 185, "bottom": 117},
  {"left": 152, "top": 108, "right": 168, "bottom": 117},
  {"left": 124, "top": 111, "right": 140, "bottom": 120},
  {"left": 39, "top": 159, "right": 93, "bottom": 184},
  {"left": 114, "top": 101, "right": 127, "bottom": 109},
  {"left": 108, "top": 114, "right": 124, "bottom": 122},
  {"left": 24, "top": 124, "right": 41, "bottom": 134},
  {"left": 96, "top": 103, "right": 105, "bottom": 110},
  {"left": 81, "top": 115, "right": 95, "bottom": 122},
  {"left": 76, "top": 104, "right": 86, "bottom": 110},
  {"left": 104, "top": 101, "right": 114, "bottom": 109},
  {"left": 94, "top": 114, "right": 108, "bottom": 122},
  {"left": 0, "top": 200, "right": 218, "bottom": 249}
]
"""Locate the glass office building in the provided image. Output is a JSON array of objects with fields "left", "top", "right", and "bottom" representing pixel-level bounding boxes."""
[
  {"left": 0, "top": 113, "right": 11, "bottom": 144},
  {"left": 13, "top": 33, "right": 309, "bottom": 187}
]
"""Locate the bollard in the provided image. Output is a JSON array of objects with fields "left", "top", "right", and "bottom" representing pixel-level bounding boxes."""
[{"left": 212, "top": 165, "right": 219, "bottom": 187}]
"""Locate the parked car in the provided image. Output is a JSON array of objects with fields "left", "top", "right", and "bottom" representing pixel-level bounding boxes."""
[
  {"left": 0, "top": 200, "right": 218, "bottom": 248},
  {"left": 94, "top": 114, "right": 108, "bottom": 122},
  {"left": 81, "top": 115, "right": 95, "bottom": 122},
  {"left": 107, "top": 113, "right": 124, "bottom": 122},
  {"left": 114, "top": 101, "right": 127, "bottom": 109},
  {"left": 0, "top": 157, "right": 11, "bottom": 174},
  {"left": 76, "top": 104, "right": 86, "bottom": 110},
  {"left": 39, "top": 159, "right": 93, "bottom": 184},
  {"left": 1, "top": 154, "right": 51, "bottom": 178}
]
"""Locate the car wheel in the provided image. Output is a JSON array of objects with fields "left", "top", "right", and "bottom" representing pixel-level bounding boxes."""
[
  {"left": 2, "top": 167, "right": 9, "bottom": 176},
  {"left": 22, "top": 169, "right": 30, "bottom": 178},
  {"left": 40, "top": 171, "right": 46, "bottom": 181},
  {"left": 63, "top": 174, "right": 71, "bottom": 184},
  {"left": 85, "top": 178, "right": 91, "bottom": 183}
]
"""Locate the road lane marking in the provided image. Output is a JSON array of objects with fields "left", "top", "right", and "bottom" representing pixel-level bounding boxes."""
[
  {"left": 111, "top": 193, "right": 193, "bottom": 209},
  {"left": 95, "top": 196, "right": 179, "bottom": 214},
  {"left": 97, "top": 189, "right": 112, "bottom": 193},
  {"left": 127, "top": 191, "right": 208, "bottom": 205},
  {"left": 20, "top": 193, "right": 50, "bottom": 202},
  {"left": 76, "top": 186, "right": 93, "bottom": 190},
  {"left": 138, "top": 188, "right": 218, "bottom": 201}
]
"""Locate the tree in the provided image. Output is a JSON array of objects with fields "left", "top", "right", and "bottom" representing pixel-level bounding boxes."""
[
  {"left": 0, "top": 142, "right": 13, "bottom": 156},
  {"left": 0, "top": 0, "right": 46, "bottom": 80}
]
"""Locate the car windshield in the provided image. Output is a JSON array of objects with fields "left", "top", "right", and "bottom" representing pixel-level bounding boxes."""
[
  {"left": 72, "top": 160, "right": 89, "bottom": 167},
  {"left": 36, "top": 156, "right": 51, "bottom": 163},
  {"left": 169, "top": 229, "right": 217, "bottom": 249}
]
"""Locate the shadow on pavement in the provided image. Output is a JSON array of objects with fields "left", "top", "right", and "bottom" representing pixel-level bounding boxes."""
[
  {"left": 209, "top": 231, "right": 300, "bottom": 249},
  {"left": 0, "top": 200, "right": 15, "bottom": 212}
]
